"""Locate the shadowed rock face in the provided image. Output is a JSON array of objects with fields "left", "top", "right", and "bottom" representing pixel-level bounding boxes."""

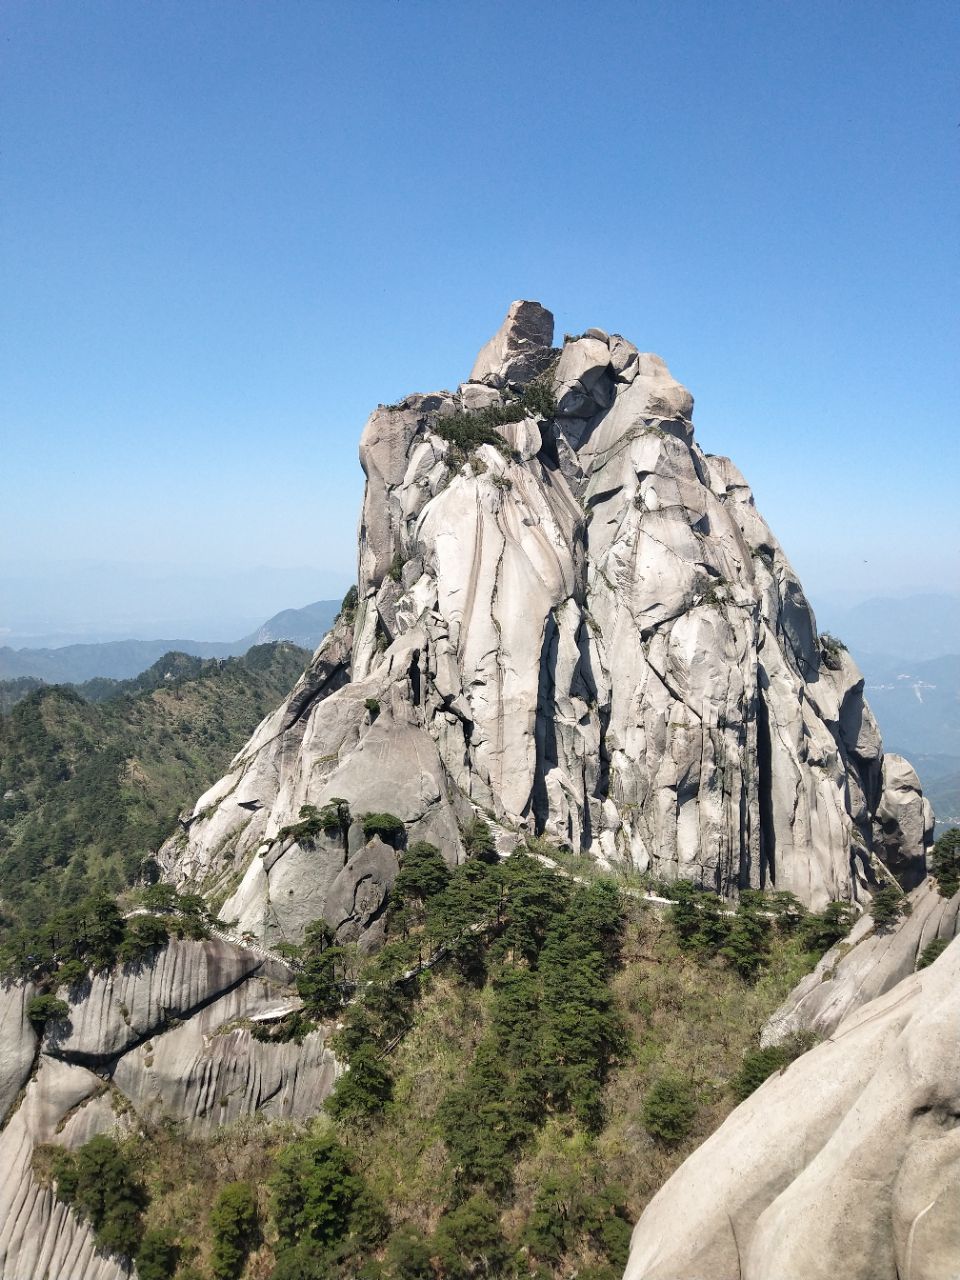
[
  {"left": 159, "top": 301, "right": 932, "bottom": 943},
  {"left": 624, "top": 929, "right": 960, "bottom": 1280}
]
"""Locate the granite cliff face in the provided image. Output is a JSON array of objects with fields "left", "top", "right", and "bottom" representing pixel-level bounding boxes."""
[
  {"left": 0, "top": 940, "right": 339, "bottom": 1280},
  {"left": 159, "top": 301, "right": 931, "bottom": 946},
  {"left": 625, "top": 895, "right": 960, "bottom": 1280}
]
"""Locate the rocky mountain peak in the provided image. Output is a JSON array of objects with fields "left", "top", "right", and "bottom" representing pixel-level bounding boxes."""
[
  {"left": 469, "top": 299, "right": 556, "bottom": 387},
  {"left": 160, "top": 303, "right": 933, "bottom": 949}
]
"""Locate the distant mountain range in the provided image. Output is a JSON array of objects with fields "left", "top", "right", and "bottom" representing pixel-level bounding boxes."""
[
  {"left": 816, "top": 591, "right": 959, "bottom": 664},
  {"left": 2, "top": 589, "right": 956, "bottom": 834},
  {"left": 0, "top": 599, "right": 340, "bottom": 684},
  {"left": 812, "top": 592, "right": 958, "bottom": 834}
]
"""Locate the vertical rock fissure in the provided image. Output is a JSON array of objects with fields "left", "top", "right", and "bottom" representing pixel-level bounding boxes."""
[
  {"left": 531, "top": 612, "right": 559, "bottom": 835},
  {"left": 756, "top": 680, "right": 777, "bottom": 888}
]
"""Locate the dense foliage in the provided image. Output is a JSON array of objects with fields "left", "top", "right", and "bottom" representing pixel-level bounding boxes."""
[
  {"left": 641, "top": 1072, "right": 698, "bottom": 1144},
  {"left": 49, "top": 1135, "right": 147, "bottom": 1259},
  {"left": 870, "top": 883, "right": 911, "bottom": 930},
  {"left": 0, "top": 885, "right": 221, "bottom": 986},
  {"left": 664, "top": 881, "right": 857, "bottom": 978},
  {"left": 931, "top": 827, "right": 960, "bottom": 899},
  {"left": 209, "top": 1182, "right": 259, "bottom": 1280},
  {"left": 0, "top": 642, "right": 308, "bottom": 927}
]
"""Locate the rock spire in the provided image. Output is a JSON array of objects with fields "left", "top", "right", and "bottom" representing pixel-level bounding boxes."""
[{"left": 160, "top": 302, "right": 933, "bottom": 947}]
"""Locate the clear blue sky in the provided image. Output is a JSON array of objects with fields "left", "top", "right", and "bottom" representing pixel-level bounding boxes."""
[{"left": 2, "top": 0, "right": 958, "bottom": 638}]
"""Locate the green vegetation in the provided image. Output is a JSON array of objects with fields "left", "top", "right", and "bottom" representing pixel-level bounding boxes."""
[
  {"left": 296, "top": 920, "right": 355, "bottom": 1018},
  {"left": 339, "top": 584, "right": 359, "bottom": 626},
  {"left": 461, "top": 816, "right": 497, "bottom": 862},
  {"left": 819, "top": 632, "right": 847, "bottom": 669},
  {"left": 326, "top": 1043, "right": 394, "bottom": 1119},
  {"left": 26, "top": 993, "right": 69, "bottom": 1031},
  {"left": 134, "top": 1227, "right": 180, "bottom": 1280},
  {"left": 270, "top": 1130, "right": 385, "bottom": 1271},
  {"left": 362, "top": 811, "right": 407, "bottom": 847},
  {"left": 48, "top": 1135, "right": 147, "bottom": 1259},
  {"left": 931, "top": 827, "right": 960, "bottom": 899},
  {"left": 641, "top": 1072, "right": 698, "bottom": 1144},
  {"left": 870, "top": 883, "right": 911, "bottom": 930},
  {"left": 663, "top": 880, "right": 855, "bottom": 978},
  {"left": 434, "top": 377, "right": 557, "bottom": 457},
  {"left": 917, "top": 936, "right": 949, "bottom": 969},
  {"left": 277, "top": 798, "right": 351, "bottom": 845},
  {"left": 209, "top": 1182, "right": 259, "bottom": 1280},
  {"left": 0, "top": 676, "right": 44, "bottom": 714},
  {"left": 0, "top": 886, "right": 221, "bottom": 986},
  {"left": 365, "top": 697, "right": 381, "bottom": 717},
  {"left": 0, "top": 642, "right": 309, "bottom": 928},
  {"left": 393, "top": 841, "right": 452, "bottom": 910}
]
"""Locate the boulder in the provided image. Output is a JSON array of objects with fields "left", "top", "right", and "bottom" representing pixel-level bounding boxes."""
[
  {"left": 624, "top": 935, "right": 960, "bottom": 1280},
  {"left": 874, "top": 753, "right": 934, "bottom": 887},
  {"left": 324, "top": 835, "right": 399, "bottom": 947}
]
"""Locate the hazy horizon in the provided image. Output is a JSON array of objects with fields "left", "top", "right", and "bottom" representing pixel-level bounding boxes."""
[
  {"left": 1, "top": 554, "right": 956, "bottom": 654},
  {"left": 3, "top": 3, "right": 957, "bottom": 645}
]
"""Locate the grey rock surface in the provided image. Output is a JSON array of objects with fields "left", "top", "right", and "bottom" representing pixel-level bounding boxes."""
[
  {"left": 0, "top": 981, "right": 37, "bottom": 1125},
  {"left": 762, "top": 877, "right": 960, "bottom": 1045},
  {"left": 48, "top": 938, "right": 264, "bottom": 1064},
  {"left": 624, "top": 934, "right": 960, "bottom": 1280},
  {"left": 0, "top": 1058, "right": 128, "bottom": 1280},
  {"left": 469, "top": 299, "right": 556, "bottom": 387},
  {"left": 160, "top": 302, "right": 932, "bottom": 943},
  {"left": 0, "top": 939, "right": 340, "bottom": 1280}
]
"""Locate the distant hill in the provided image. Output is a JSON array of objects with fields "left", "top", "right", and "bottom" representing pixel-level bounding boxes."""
[
  {"left": 818, "top": 592, "right": 959, "bottom": 663},
  {"left": 0, "top": 598, "right": 340, "bottom": 685},
  {"left": 908, "top": 753, "right": 960, "bottom": 833},
  {"left": 853, "top": 651, "right": 960, "bottom": 758},
  {"left": 234, "top": 598, "right": 341, "bottom": 651},
  {"left": 0, "top": 641, "right": 310, "bottom": 925}
]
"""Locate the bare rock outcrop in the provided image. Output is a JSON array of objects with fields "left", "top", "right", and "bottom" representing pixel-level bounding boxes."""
[
  {"left": 0, "top": 981, "right": 37, "bottom": 1124},
  {"left": 159, "top": 302, "right": 932, "bottom": 944},
  {"left": 0, "top": 1058, "right": 127, "bottom": 1280},
  {"left": 763, "top": 878, "right": 960, "bottom": 1045},
  {"left": 624, "top": 934, "right": 960, "bottom": 1280},
  {"left": 0, "top": 939, "right": 340, "bottom": 1280}
]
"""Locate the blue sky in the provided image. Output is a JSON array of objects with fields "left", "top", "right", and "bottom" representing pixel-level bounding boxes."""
[{"left": 2, "top": 1, "right": 957, "bottom": 638}]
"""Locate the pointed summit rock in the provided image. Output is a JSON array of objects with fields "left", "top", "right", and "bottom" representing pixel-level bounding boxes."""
[
  {"left": 469, "top": 299, "right": 556, "bottom": 387},
  {"left": 159, "top": 305, "right": 933, "bottom": 948}
]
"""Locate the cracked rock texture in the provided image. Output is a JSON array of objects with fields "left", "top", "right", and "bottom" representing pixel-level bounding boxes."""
[
  {"left": 624, "top": 931, "right": 960, "bottom": 1280},
  {"left": 160, "top": 301, "right": 931, "bottom": 941},
  {"left": 0, "top": 940, "right": 339, "bottom": 1280}
]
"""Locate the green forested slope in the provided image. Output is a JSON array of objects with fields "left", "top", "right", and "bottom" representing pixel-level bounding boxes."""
[
  {"left": 0, "top": 642, "right": 308, "bottom": 926},
  {"left": 39, "top": 846, "right": 853, "bottom": 1280}
]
